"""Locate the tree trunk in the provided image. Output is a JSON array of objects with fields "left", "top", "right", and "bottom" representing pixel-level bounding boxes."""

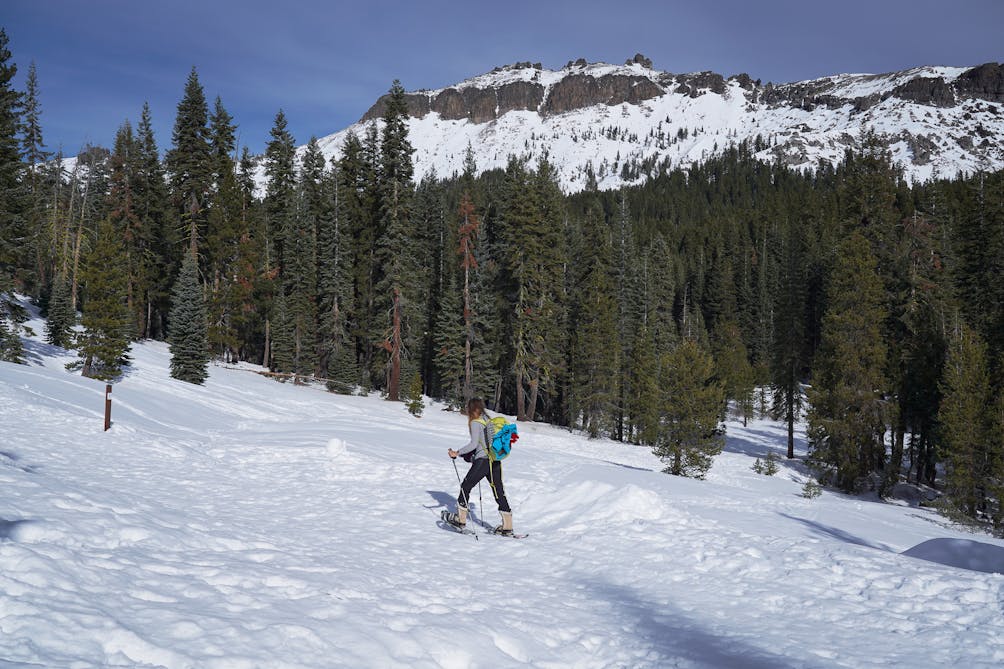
[
  {"left": 263, "top": 318, "right": 271, "bottom": 369},
  {"left": 388, "top": 287, "right": 401, "bottom": 401},
  {"left": 516, "top": 369, "right": 527, "bottom": 421},
  {"left": 527, "top": 377, "right": 540, "bottom": 422},
  {"left": 786, "top": 386, "right": 795, "bottom": 459}
]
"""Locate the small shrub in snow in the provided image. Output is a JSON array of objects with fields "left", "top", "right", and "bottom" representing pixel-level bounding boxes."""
[
  {"left": 752, "top": 451, "right": 780, "bottom": 476},
  {"left": 406, "top": 372, "right": 424, "bottom": 417},
  {"left": 802, "top": 480, "right": 822, "bottom": 499}
]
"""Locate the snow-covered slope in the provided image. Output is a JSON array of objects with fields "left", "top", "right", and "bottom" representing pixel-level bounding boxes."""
[
  {"left": 309, "top": 59, "right": 1004, "bottom": 192},
  {"left": 3, "top": 302, "right": 1004, "bottom": 667}
]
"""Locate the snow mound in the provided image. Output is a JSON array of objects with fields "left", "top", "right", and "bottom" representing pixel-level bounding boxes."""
[
  {"left": 326, "top": 437, "right": 348, "bottom": 459},
  {"left": 902, "top": 538, "right": 1004, "bottom": 574}
]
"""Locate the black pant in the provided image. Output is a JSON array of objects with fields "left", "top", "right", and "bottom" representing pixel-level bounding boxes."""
[{"left": 458, "top": 458, "right": 510, "bottom": 513}]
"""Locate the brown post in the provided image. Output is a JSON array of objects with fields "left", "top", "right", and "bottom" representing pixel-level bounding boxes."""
[{"left": 104, "top": 384, "right": 112, "bottom": 431}]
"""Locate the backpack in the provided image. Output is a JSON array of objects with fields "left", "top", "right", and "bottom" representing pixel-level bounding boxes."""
[{"left": 482, "top": 413, "right": 519, "bottom": 461}]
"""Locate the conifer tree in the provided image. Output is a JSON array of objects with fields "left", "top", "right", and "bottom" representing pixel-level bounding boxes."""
[
  {"left": 208, "top": 96, "right": 236, "bottom": 182},
  {"left": 613, "top": 194, "right": 641, "bottom": 441},
  {"left": 807, "top": 231, "right": 889, "bottom": 491},
  {"left": 262, "top": 110, "right": 297, "bottom": 370},
  {"left": 168, "top": 252, "right": 209, "bottom": 384},
  {"left": 107, "top": 120, "right": 146, "bottom": 338},
  {"left": 374, "top": 80, "right": 420, "bottom": 401},
  {"left": 75, "top": 217, "right": 134, "bottom": 380},
  {"left": 655, "top": 338, "right": 725, "bottom": 478},
  {"left": 135, "top": 102, "right": 175, "bottom": 340},
  {"left": 433, "top": 269, "right": 465, "bottom": 406},
  {"left": 270, "top": 290, "right": 295, "bottom": 374},
  {"left": 318, "top": 157, "right": 357, "bottom": 392},
  {"left": 45, "top": 272, "right": 75, "bottom": 349},
  {"left": 938, "top": 322, "right": 994, "bottom": 520},
  {"left": 714, "top": 320, "right": 755, "bottom": 426},
  {"left": 284, "top": 137, "right": 321, "bottom": 376},
  {"left": 166, "top": 68, "right": 212, "bottom": 256},
  {"left": 771, "top": 215, "right": 810, "bottom": 457},
  {"left": 570, "top": 204, "right": 619, "bottom": 437},
  {"left": 203, "top": 96, "right": 244, "bottom": 362},
  {"left": 990, "top": 382, "right": 1004, "bottom": 530},
  {"left": 19, "top": 61, "right": 50, "bottom": 295},
  {"left": 205, "top": 162, "right": 245, "bottom": 361},
  {"left": 406, "top": 371, "right": 424, "bottom": 417},
  {"left": 624, "top": 322, "right": 660, "bottom": 444},
  {"left": 0, "top": 28, "right": 27, "bottom": 363},
  {"left": 499, "top": 157, "right": 567, "bottom": 420},
  {"left": 643, "top": 234, "right": 678, "bottom": 353}
]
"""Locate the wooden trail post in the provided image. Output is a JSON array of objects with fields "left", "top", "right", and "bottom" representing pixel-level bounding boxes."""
[{"left": 104, "top": 384, "right": 112, "bottom": 431}]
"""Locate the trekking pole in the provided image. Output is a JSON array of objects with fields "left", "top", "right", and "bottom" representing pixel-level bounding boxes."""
[{"left": 478, "top": 482, "right": 484, "bottom": 529}]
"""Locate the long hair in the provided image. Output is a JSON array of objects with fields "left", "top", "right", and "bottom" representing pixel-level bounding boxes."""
[{"left": 466, "top": 397, "right": 486, "bottom": 424}]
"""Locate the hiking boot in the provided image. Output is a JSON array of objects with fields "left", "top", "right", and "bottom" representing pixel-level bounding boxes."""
[
  {"left": 444, "top": 505, "right": 468, "bottom": 528},
  {"left": 493, "top": 511, "right": 513, "bottom": 536}
]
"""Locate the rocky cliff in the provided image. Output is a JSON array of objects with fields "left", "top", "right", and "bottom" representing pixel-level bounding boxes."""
[{"left": 311, "top": 56, "right": 1004, "bottom": 192}]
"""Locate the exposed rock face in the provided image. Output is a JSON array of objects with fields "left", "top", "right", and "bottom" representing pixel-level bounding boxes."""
[
  {"left": 954, "top": 62, "right": 1004, "bottom": 102},
  {"left": 497, "top": 81, "right": 546, "bottom": 114},
  {"left": 891, "top": 77, "right": 956, "bottom": 107},
  {"left": 674, "top": 72, "right": 727, "bottom": 97},
  {"left": 361, "top": 93, "right": 430, "bottom": 122},
  {"left": 543, "top": 74, "right": 664, "bottom": 115},
  {"left": 356, "top": 59, "right": 1004, "bottom": 141}
]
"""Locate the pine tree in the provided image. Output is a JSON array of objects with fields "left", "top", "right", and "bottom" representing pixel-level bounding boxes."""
[
  {"left": 990, "top": 382, "right": 1004, "bottom": 530},
  {"left": 270, "top": 290, "right": 295, "bottom": 374},
  {"left": 75, "top": 217, "right": 134, "bottom": 380},
  {"left": 318, "top": 156, "right": 357, "bottom": 393},
  {"left": 771, "top": 215, "right": 810, "bottom": 457},
  {"left": 406, "top": 371, "right": 424, "bottom": 417},
  {"left": 457, "top": 193, "right": 482, "bottom": 402},
  {"left": 375, "top": 80, "right": 420, "bottom": 401},
  {"left": 570, "top": 204, "right": 619, "bottom": 437},
  {"left": 938, "top": 322, "right": 994, "bottom": 521},
  {"left": 283, "top": 137, "right": 321, "bottom": 376},
  {"left": 45, "top": 272, "right": 75, "bottom": 348},
  {"left": 499, "top": 157, "right": 567, "bottom": 420},
  {"left": 19, "top": 61, "right": 50, "bottom": 296},
  {"left": 0, "top": 28, "right": 27, "bottom": 363},
  {"left": 433, "top": 269, "right": 465, "bottom": 406},
  {"left": 714, "top": 320, "right": 755, "bottom": 426},
  {"left": 135, "top": 102, "right": 175, "bottom": 340},
  {"left": 168, "top": 252, "right": 209, "bottom": 384},
  {"left": 262, "top": 110, "right": 297, "bottom": 371},
  {"left": 335, "top": 130, "right": 375, "bottom": 387},
  {"left": 624, "top": 322, "right": 660, "bottom": 444},
  {"left": 807, "top": 231, "right": 889, "bottom": 492},
  {"left": 107, "top": 120, "right": 146, "bottom": 339},
  {"left": 166, "top": 68, "right": 212, "bottom": 256},
  {"left": 654, "top": 338, "right": 725, "bottom": 478}
]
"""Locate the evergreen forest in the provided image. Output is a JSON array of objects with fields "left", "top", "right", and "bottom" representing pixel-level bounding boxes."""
[{"left": 1, "top": 30, "right": 1002, "bottom": 531}]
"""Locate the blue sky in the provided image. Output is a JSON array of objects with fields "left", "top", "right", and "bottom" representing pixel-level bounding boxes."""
[{"left": 5, "top": 0, "right": 1003, "bottom": 157}]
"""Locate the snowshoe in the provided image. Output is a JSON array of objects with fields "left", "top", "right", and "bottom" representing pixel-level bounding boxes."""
[{"left": 442, "top": 510, "right": 467, "bottom": 530}]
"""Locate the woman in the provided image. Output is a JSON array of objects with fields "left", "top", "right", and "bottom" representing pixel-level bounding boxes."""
[{"left": 444, "top": 397, "right": 514, "bottom": 536}]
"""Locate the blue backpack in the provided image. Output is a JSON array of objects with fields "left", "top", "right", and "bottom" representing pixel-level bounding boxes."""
[{"left": 482, "top": 414, "right": 519, "bottom": 461}]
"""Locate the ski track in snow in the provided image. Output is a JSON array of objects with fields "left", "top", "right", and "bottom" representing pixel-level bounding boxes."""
[{"left": 2, "top": 309, "right": 1004, "bottom": 667}]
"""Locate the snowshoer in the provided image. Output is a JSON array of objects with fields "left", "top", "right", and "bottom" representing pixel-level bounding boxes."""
[{"left": 445, "top": 397, "right": 514, "bottom": 536}]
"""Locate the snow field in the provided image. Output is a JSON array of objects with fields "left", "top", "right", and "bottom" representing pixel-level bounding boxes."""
[{"left": 2, "top": 306, "right": 1004, "bottom": 667}]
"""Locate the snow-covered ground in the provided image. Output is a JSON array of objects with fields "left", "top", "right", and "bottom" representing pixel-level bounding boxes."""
[{"left": 2, "top": 303, "right": 1003, "bottom": 668}]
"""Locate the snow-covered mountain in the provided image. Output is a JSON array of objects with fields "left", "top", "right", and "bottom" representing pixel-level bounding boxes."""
[{"left": 313, "top": 56, "right": 1004, "bottom": 192}]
